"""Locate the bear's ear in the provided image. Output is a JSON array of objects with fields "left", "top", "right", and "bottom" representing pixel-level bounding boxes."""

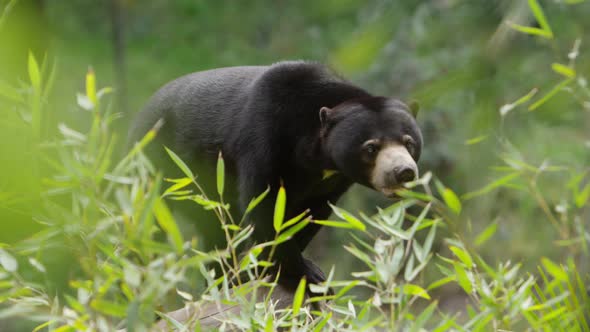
[
  {"left": 408, "top": 100, "right": 420, "bottom": 118},
  {"left": 319, "top": 106, "right": 333, "bottom": 127}
]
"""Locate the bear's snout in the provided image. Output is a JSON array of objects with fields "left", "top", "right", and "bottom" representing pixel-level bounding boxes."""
[
  {"left": 392, "top": 166, "right": 416, "bottom": 184},
  {"left": 370, "top": 143, "right": 418, "bottom": 196}
]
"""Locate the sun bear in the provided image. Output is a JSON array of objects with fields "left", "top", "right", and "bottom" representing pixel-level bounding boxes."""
[{"left": 128, "top": 61, "right": 423, "bottom": 291}]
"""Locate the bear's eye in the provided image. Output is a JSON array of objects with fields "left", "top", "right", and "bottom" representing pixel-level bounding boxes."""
[
  {"left": 362, "top": 140, "right": 380, "bottom": 157},
  {"left": 402, "top": 135, "right": 415, "bottom": 153}
]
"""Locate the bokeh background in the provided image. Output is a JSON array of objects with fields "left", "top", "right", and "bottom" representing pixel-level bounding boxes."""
[{"left": 1, "top": 0, "right": 589, "bottom": 328}]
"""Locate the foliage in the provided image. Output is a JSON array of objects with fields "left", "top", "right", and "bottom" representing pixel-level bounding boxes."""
[{"left": 0, "top": 0, "right": 589, "bottom": 331}]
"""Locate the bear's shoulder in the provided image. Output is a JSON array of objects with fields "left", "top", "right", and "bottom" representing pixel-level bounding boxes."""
[{"left": 256, "top": 61, "right": 344, "bottom": 89}]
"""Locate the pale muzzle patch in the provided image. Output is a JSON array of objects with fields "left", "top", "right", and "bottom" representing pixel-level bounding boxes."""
[{"left": 370, "top": 143, "right": 418, "bottom": 196}]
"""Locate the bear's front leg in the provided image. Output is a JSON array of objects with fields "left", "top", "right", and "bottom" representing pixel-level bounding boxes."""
[{"left": 237, "top": 157, "right": 329, "bottom": 295}]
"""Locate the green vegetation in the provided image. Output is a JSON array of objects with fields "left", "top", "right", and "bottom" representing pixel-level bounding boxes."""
[{"left": 0, "top": 0, "right": 589, "bottom": 331}]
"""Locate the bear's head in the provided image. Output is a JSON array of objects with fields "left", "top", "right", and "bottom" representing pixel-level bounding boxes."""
[{"left": 320, "top": 97, "right": 422, "bottom": 197}]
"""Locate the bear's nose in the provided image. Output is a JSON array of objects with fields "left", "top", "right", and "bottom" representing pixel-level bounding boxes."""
[{"left": 394, "top": 167, "right": 416, "bottom": 184}]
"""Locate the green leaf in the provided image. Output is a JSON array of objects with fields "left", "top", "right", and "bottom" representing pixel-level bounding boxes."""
[
  {"left": 404, "top": 255, "right": 415, "bottom": 281},
  {"left": 400, "top": 284, "right": 431, "bottom": 300},
  {"left": 422, "top": 223, "right": 437, "bottom": 260},
  {"left": 529, "top": 78, "right": 573, "bottom": 111},
  {"left": 187, "top": 195, "right": 227, "bottom": 210},
  {"left": 264, "top": 315, "right": 274, "bottom": 332},
  {"left": 539, "top": 306, "right": 567, "bottom": 323},
  {"left": 464, "top": 135, "right": 487, "bottom": 145},
  {"left": 551, "top": 63, "right": 576, "bottom": 78},
  {"left": 313, "top": 219, "right": 358, "bottom": 230},
  {"left": 410, "top": 301, "right": 438, "bottom": 332},
  {"left": 280, "top": 209, "right": 309, "bottom": 231},
  {"left": 162, "top": 177, "right": 193, "bottom": 197},
  {"left": 216, "top": 152, "right": 224, "bottom": 196},
  {"left": 443, "top": 188, "right": 462, "bottom": 215},
  {"left": 85, "top": 67, "right": 97, "bottom": 105},
  {"left": 508, "top": 0, "right": 553, "bottom": 39},
  {"left": 153, "top": 199, "right": 184, "bottom": 254},
  {"left": 453, "top": 262, "right": 473, "bottom": 294},
  {"left": 428, "top": 276, "right": 455, "bottom": 290},
  {"left": 499, "top": 88, "right": 538, "bottom": 116},
  {"left": 541, "top": 257, "right": 567, "bottom": 282},
  {"left": 312, "top": 312, "right": 332, "bottom": 332},
  {"left": 345, "top": 244, "right": 373, "bottom": 266},
  {"left": 449, "top": 245, "right": 473, "bottom": 267},
  {"left": 273, "top": 186, "right": 286, "bottom": 233},
  {"left": 165, "top": 147, "right": 194, "bottom": 179},
  {"left": 432, "top": 317, "right": 457, "bottom": 332},
  {"left": 474, "top": 221, "right": 498, "bottom": 246},
  {"left": 435, "top": 180, "right": 461, "bottom": 214},
  {"left": 244, "top": 186, "right": 270, "bottom": 215},
  {"left": 574, "top": 183, "right": 590, "bottom": 208},
  {"left": 90, "top": 299, "right": 127, "bottom": 318},
  {"left": 28, "top": 51, "right": 41, "bottom": 90},
  {"left": 275, "top": 219, "right": 309, "bottom": 245},
  {"left": 528, "top": 0, "right": 553, "bottom": 38},
  {"left": 508, "top": 23, "right": 552, "bottom": 38},
  {"left": 292, "top": 277, "right": 306, "bottom": 316},
  {"left": 329, "top": 203, "right": 366, "bottom": 231},
  {"left": 137, "top": 174, "right": 162, "bottom": 242},
  {"left": 0, "top": 248, "right": 17, "bottom": 272},
  {"left": 463, "top": 172, "right": 520, "bottom": 200}
]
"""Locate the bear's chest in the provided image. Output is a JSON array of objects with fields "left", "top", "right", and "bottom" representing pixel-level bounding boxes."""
[{"left": 284, "top": 170, "right": 351, "bottom": 205}]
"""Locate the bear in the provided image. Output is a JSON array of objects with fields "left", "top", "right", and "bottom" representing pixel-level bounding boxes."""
[{"left": 128, "top": 60, "right": 423, "bottom": 291}]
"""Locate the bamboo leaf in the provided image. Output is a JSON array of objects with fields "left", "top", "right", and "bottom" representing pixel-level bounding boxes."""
[
  {"left": 464, "top": 135, "right": 487, "bottom": 145},
  {"left": 435, "top": 180, "right": 461, "bottom": 214},
  {"left": 281, "top": 210, "right": 309, "bottom": 231},
  {"left": 499, "top": 88, "right": 538, "bottom": 116},
  {"left": 292, "top": 277, "right": 306, "bottom": 316},
  {"left": 508, "top": 23, "right": 552, "bottom": 38},
  {"left": 453, "top": 262, "right": 473, "bottom": 294},
  {"left": 165, "top": 147, "right": 194, "bottom": 179},
  {"left": 216, "top": 152, "right": 225, "bottom": 196},
  {"left": 529, "top": 78, "right": 573, "bottom": 111},
  {"left": 28, "top": 51, "right": 41, "bottom": 90},
  {"left": 313, "top": 220, "right": 358, "bottom": 230},
  {"left": 329, "top": 203, "right": 366, "bottom": 231},
  {"left": 275, "top": 219, "right": 309, "bottom": 245},
  {"left": 428, "top": 276, "right": 455, "bottom": 290},
  {"left": 541, "top": 257, "right": 567, "bottom": 282},
  {"left": 422, "top": 223, "right": 437, "bottom": 259},
  {"left": 273, "top": 186, "right": 286, "bottom": 233},
  {"left": 449, "top": 245, "right": 473, "bottom": 268},
  {"left": 574, "top": 183, "right": 590, "bottom": 208},
  {"left": 528, "top": 0, "right": 553, "bottom": 38},
  {"left": 86, "top": 67, "right": 97, "bottom": 105},
  {"left": 400, "top": 283, "right": 431, "bottom": 300},
  {"left": 463, "top": 172, "right": 521, "bottom": 200},
  {"left": 0, "top": 249, "right": 17, "bottom": 272},
  {"left": 163, "top": 177, "right": 193, "bottom": 197},
  {"left": 474, "top": 221, "right": 498, "bottom": 246},
  {"left": 312, "top": 312, "right": 332, "bottom": 332},
  {"left": 410, "top": 301, "right": 438, "bottom": 332},
  {"left": 153, "top": 199, "right": 184, "bottom": 254},
  {"left": 551, "top": 63, "right": 576, "bottom": 78},
  {"left": 245, "top": 187, "right": 270, "bottom": 215},
  {"left": 90, "top": 299, "right": 127, "bottom": 318}
]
